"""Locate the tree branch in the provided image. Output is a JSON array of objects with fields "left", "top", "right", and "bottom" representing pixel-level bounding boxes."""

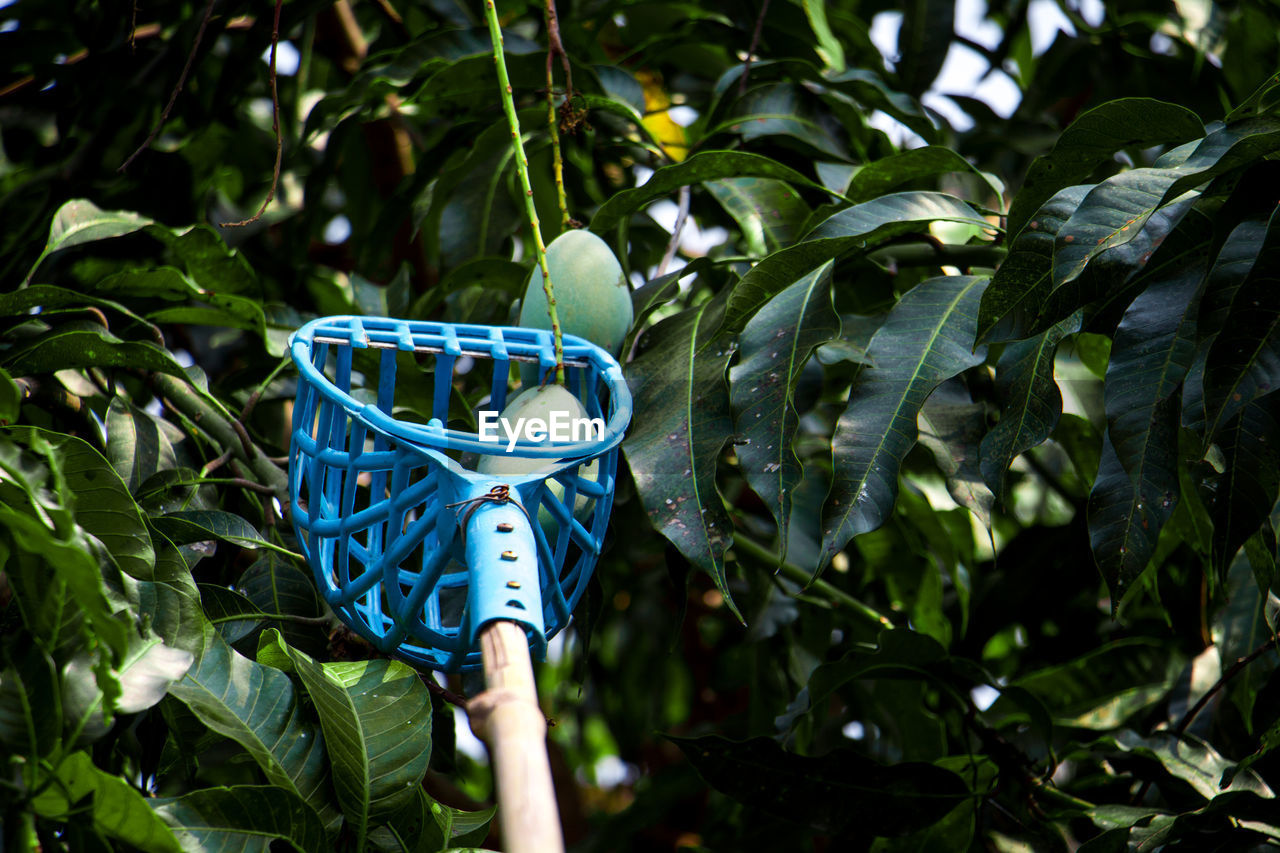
[
  {"left": 221, "top": 0, "right": 284, "bottom": 227},
  {"left": 120, "top": 0, "right": 218, "bottom": 172},
  {"left": 731, "top": 533, "right": 892, "bottom": 628}
]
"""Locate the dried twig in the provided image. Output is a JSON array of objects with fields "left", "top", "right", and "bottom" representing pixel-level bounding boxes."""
[
  {"left": 739, "top": 0, "right": 771, "bottom": 96},
  {"left": 119, "top": 0, "right": 218, "bottom": 172},
  {"left": 221, "top": 0, "right": 284, "bottom": 227}
]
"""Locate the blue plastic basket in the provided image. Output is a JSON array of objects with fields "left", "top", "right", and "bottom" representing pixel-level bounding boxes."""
[{"left": 287, "top": 315, "right": 632, "bottom": 671}]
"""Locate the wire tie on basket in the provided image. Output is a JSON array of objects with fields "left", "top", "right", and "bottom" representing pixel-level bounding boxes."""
[{"left": 447, "top": 485, "right": 538, "bottom": 547}]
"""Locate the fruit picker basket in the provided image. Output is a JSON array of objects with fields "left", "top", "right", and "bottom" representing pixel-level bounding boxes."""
[{"left": 287, "top": 314, "right": 632, "bottom": 671}]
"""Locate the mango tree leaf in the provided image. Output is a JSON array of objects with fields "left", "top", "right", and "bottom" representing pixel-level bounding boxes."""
[
  {"left": 200, "top": 583, "right": 269, "bottom": 644},
  {"left": 1201, "top": 206, "right": 1280, "bottom": 441},
  {"left": 978, "top": 185, "right": 1088, "bottom": 343},
  {"left": 152, "top": 509, "right": 274, "bottom": 551},
  {"left": 722, "top": 191, "right": 992, "bottom": 337},
  {"left": 31, "top": 751, "right": 182, "bottom": 853},
  {"left": 63, "top": 633, "right": 193, "bottom": 743},
  {"left": 166, "top": 627, "right": 335, "bottom": 818},
  {"left": 824, "top": 67, "right": 936, "bottom": 140},
  {"left": 671, "top": 735, "right": 969, "bottom": 837},
  {"left": 0, "top": 433, "right": 129, "bottom": 666},
  {"left": 729, "top": 261, "right": 839, "bottom": 562},
  {"left": 705, "top": 177, "right": 811, "bottom": 257},
  {"left": 1107, "top": 729, "right": 1276, "bottom": 800},
  {"left": 820, "top": 276, "right": 988, "bottom": 571},
  {"left": 980, "top": 312, "right": 1081, "bottom": 503},
  {"left": 25, "top": 198, "right": 152, "bottom": 281},
  {"left": 147, "top": 224, "right": 260, "bottom": 297},
  {"left": 106, "top": 395, "right": 183, "bottom": 495},
  {"left": 1213, "top": 540, "right": 1279, "bottom": 727},
  {"left": 257, "top": 630, "right": 433, "bottom": 846},
  {"left": 137, "top": 547, "right": 206, "bottom": 657},
  {"left": 1087, "top": 262, "right": 1205, "bottom": 601},
  {"left": 589, "top": 151, "right": 828, "bottom": 236},
  {"left": 1209, "top": 395, "right": 1280, "bottom": 573},
  {"left": 1009, "top": 638, "right": 1176, "bottom": 727},
  {"left": 1008, "top": 99, "right": 1204, "bottom": 237},
  {"left": 897, "top": 0, "right": 954, "bottom": 96},
  {"left": 3, "top": 325, "right": 193, "bottom": 380},
  {"left": 5, "top": 425, "right": 156, "bottom": 580},
  {"left": 238, "top": 554, "right": 329, "bottom": 655},
  {"left": 800, "top": 0, "right": 845, "bottom": 70},
  {"left": 623, "top": 297, "right": 737, "bottom": 615},
  {"left": 844, "top": 145, "right": 1003, "bottom": 204},
  {"left": 1053, "top": 119, "right": 1280, "bottom": 292},
  {"left": 716, "top": 83, "right": 849, "bottom": 160},
  {"left": 151, "top": 785, "right": 327, "bottom": 853},
  {"left": 918, "top": 380, "right": 995, "bottom": 529},
  {"left": 0, "top": 645, "right": 60, "bottom": 757}
]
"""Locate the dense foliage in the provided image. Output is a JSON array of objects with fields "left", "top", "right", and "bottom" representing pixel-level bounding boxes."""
[{"left": 3, "top": 0, "right": 1280, "bottom": 850}]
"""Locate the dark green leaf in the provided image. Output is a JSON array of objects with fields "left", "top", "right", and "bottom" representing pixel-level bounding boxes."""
[
  {"left": 1009, "top": 639, "right": 1175, "bottom": 728},
  {"left": 820, "top": 276, "right": 988, "bottom": 570},
  {"left": 718, "top": 83, "right": 849, "bottom": 160},
  {"left": 897, "top": 0, "right": 954, "bottom": 96},
  {"left": 918, "top": 380, "right": 995, "bottom": 529},
  {"left": 26, "top": 199, "right": 152, "bottom": 281},
  {"left": 1201, "top": 205, "right": 1280, "bottom": 441},
  {"left": 166, "top": 627, "right": 334, "bottom": 818},
  {"left": 623, "top": 298, "right": 737, "bottom": 615},
  {"left": 31, "top": 751, "right": 182, "bottom": 853},
  {"left": 722, "top": 192, "right": 991, "bottom": 337},
  {"left": 980, "top": 313, "right": 1080, "bottom": 503},
  {"left": 844, "top": 146, "right": 1003, "bottom": 204},
  {"left": 152, "top": 510, "right": 274, "bottom": 551},
  {"left": 1209, "top": 395, "right": 1280, "bottom": 573},
  {"left": 1008, "top": 99, "right": 1204, "bottom": 237},
  {"left": 978, "top": 185, "right": 1088, "bottom": 343},
  {"left": 6, "top": 425, "right": 156, "bottom": 580},
  {"left": 1105, "top": 730, "right": 1276, "bottom": 800},
  {"left": 1054, "top": 119, "right": 1280, "bottom": 292},
  {"left": 1087, "top": 260, "right": 1205, "bottom": 600},
  {"left": 257, "top": 630, "right": 433, "bottom": 844},
  {"left": 731, "top": 261, "right": 839, "bottom": 560},
  {"left": 671, "top": 735, "right": 969, "bottom": 837},
  {"left": 106, "top": 396, "right": 183, "bottom": 495},
  {"left": 590, "top": 151, "right": 830, "bottom": 236},
  {"left": 705, "top": 177, "right": 811, "bottom": 257},
  {"left": 151, "top": 785, "right": 327, "bottom": 853},
  {"left": 0, "top": 645, "right": 60, "bottom": 757}
]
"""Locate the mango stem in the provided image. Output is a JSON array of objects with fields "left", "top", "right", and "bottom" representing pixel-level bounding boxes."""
[{"left": 483, "top": 0, "right": 565, "bottom": 385}]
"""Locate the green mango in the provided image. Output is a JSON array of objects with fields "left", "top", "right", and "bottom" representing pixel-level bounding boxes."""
[
  {"left": 519, "top": 230, "right": 633, "bottom": 359},
  {"left": 477, "top": 385, "right": 600, "bottom": 536}
]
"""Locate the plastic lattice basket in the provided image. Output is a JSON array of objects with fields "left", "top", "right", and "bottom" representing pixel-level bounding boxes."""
[{"left": 288, "top": 315, "right": 632, "bottom": 671}]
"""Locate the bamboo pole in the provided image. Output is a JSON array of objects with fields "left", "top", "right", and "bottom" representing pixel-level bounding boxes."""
[{"left": 469, "top": 620, "right": 565, "bottom": 853}]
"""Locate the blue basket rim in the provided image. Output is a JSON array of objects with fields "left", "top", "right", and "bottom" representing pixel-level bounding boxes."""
[{"left": 289, "top": 315, "right": 633, "bottom": 462}]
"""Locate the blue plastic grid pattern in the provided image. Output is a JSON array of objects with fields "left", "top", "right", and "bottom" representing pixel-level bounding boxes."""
[{"left": 287, "top": 315, "right": 633, "bottom": 671}]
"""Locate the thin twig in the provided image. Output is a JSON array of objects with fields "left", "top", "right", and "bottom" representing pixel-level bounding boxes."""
[
  {"left": 1131, "top": 631, "right": 1279, "bottom": 806},
  {"left": 221, "top": 0, "right": 283, "bottom": 227},
  {"left": 120, "top": 0, "right": 218, "bottom": 172},
  {"left": 1176, "top": 634, "right": 1279, "bottom": 734},
  {"left": 371, "top": 0, "right": 411, "bottom": 38},
  {"left": 484, "top": 0, "right": 566, "bottom": 386},
  {"left": 739, "top": 0, "right": 771, "bottom": 96},
  {"left": 420, "top": 672, "right": 470, "bottom": 709},
  {"left": 544, "top": 0, "right": 571, "bottom": 232},
  {"left": 201, "top": 447, "right": 235, "bottom": 477},
  {"left": 657, "top": 184, "right": 690, "bottom": 276}
]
